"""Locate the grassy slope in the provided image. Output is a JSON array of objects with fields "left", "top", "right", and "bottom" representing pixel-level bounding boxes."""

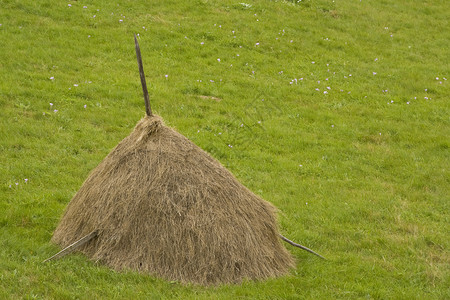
[{"left": 0, "top": 0, "right": 448, "bottom": 298}]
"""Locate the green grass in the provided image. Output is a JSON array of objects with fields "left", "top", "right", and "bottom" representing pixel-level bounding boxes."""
[{"left": 0, "top": 0, "right": 448, "bottom": 298}]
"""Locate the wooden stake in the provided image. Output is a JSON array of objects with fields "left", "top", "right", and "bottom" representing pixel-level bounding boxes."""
[
  {"left": 134, "top": 34, "right": 152, "bottom": 117},
  {"left": 43, "top": 230, "right": 98, "bottom": 263},
  {"left": 279, "top": 234, "right": 326, "bottom": 260}
]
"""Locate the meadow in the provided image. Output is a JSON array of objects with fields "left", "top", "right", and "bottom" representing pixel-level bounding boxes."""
[{"left": 0, "top": 0, "right": 448, "bottom": 298}]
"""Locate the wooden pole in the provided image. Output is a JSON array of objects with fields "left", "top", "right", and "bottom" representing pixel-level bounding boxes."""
[
  {"left": 279, "top": 234, "right": 326, "bottom": 260},
  {"left": 43, "top": 230, "right": 98, "bottom": 262},
  {"left": 134, "top": 34, "right": 152, "bottom": 117}
]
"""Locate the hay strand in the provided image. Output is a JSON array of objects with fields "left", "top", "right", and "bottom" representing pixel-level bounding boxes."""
[{"left": 134, "top": 34, "right": 152, "bottom": 116}]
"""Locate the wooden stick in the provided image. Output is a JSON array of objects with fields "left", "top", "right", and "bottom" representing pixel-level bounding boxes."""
[
  {"left": 134, "top": 34, "right": 152, "bottom": 117},
  {"left": 279, "top": 234, "right": 326, "bottom": 260},
  {"left": 43, "top": 230, "right": 98, "bottom": 263}
]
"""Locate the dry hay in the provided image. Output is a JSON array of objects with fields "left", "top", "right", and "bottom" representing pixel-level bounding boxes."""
[{"left": 52, "top": 115, "right": 295, "bottom": 285}]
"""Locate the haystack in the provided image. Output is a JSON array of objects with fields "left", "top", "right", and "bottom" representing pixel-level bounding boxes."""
[
  {"left": 52, "top": 114, "right": 295, "bottom": 284},
  {"left": 49, "top": 35, "right": 323, "bottom": 285}
]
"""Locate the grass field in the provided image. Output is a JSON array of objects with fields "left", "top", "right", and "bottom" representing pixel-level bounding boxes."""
[{"left": 0, "top": 0, "right": 448, "bottom": 298}]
